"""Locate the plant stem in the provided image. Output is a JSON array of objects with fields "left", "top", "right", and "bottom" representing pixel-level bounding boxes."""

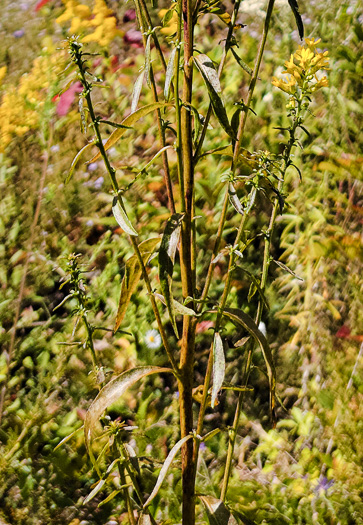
[{"left": 178, "top": 0, "right": 196, "bottom": 519}]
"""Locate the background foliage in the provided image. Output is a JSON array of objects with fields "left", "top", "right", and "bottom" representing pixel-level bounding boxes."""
[{"left": 0, "top": 0, "right": 362, "bottom": 523}]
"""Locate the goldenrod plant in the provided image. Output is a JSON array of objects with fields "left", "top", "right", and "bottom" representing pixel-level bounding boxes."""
[{"left": 1, "top": 0, "right": 362, "bottom": 524}]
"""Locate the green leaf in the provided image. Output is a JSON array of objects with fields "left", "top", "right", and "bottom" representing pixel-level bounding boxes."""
[
  {"left": 112, "top": 196, "right": 138, "bottom": 237},
  {"left": 154, "top": 293, "right": 197, "bottom": 317},
  {"left": 66, "top": 141, "right": 95, "bottom": 184},
  {"left": 84, "top": 366, "right": 173, "bottom": 475},
  {"left": 114, "top": 237, "right": 160, "bottom": 332},
  {"left": 228, "top": 183, "right": 244, "bottom": 215},
  {"left": 194, "top": 54, "right": 235, "bottom": 139},
  {"left": 54, "top": 425, "right": 84, "bottom": 451},
  {"left": 131, "top": 70, "right": 145, "bottom": 113},
  {"left": 158, "top": 213, "right": 184, "bottom": 337},
  {"left": 199, "top": 495, "right": 239, "bottom": 525},
  {"left": 87, "top": 103, "right": 169, "bottom": 163},
  {"left": 211, "top": 332, "right": 225, "bottom": 408},
  {"left": 164, "top": 46, "right": 177, "bottom": 101},
  {"left": 98, "top": 489, "right": 122, "bottom": 507},
  {"left": 273, "top": 260, "right": 303, "bottom": 281},
  {"left": 288, "top": 0, "right": 304, "bottom": 40},
  {"left": 143, "top": 435, "right": 193, "bottom": 508},
  {"left": 145, "top": 34, "right": 152, "bottom": 88},
  {"left": 220, "top": 308, "right": 276, "bottom": 423},
  {"left": 83, "top": 479, "right": 106, "bottom": 505},
  {"left": 230, "top": 48, "right": 253, "bottom": 76}
]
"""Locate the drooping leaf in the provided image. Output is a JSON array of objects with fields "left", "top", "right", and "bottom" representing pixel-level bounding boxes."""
[
  {"left": 87, "top": 103, "right": 169, "bottom": 163},
  {"left": 194, "top": 54, "right": 235, "bottom": 139},
  {"left": 131, "top": 70, "right": 145, "bottom": 113},
  {"left": 158, "top": 213, "right": 184, "bottom": 337},
  {"left": 211, "top": 332, "right": 225, "bottom": 408},
  {"left": 145, "top": 34, "right": 152, "bottom": 88},
  {"left": 143, "top": 435, "right": 193, "bottom": 508},
  {"left": 288, "top": 0, "right": 304, "bottom": 40},
  {"left": 85, "top": 366, "right": 173, "bottom": 474},
  {"left": 139, "top": 145, "right": 173, "bottom": 174},
  {"left": 230, "top": 48, "right": 253, "bottom": 76},
  {"left": 220, "top": 308, "right": 276, "bottom": 423},
  {"left": 65, "top": 141, "right": 95, "bottom": 184},
  {"left": 164, "top": 46, "right": 177, "bottom": 101},
  {"left": 154, "top": 293, "right": 197, "bottom": 317},
  {"left": 112, "top": 197, "right": 138, "bottom": 237},
  {"left": 83, "top": 479, "right": 106, "bottom": 504},
  {"left": 199, "top": 495, "right": 239, "bottom": 525},
  {"left": 98, "top": 489, "right": 122, "bottom": 507},
  {"left": 273, "top": 260, "right": 303, "bottom": 281},
  {"left": 114, "top": 237, "right": 160, "bottom": 331},
  {"left": 228, "top": 183, "right": 244, "bottom": 215}
]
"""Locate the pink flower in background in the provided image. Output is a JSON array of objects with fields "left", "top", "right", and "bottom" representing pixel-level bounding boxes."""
[
  {"left": 55, "top": 82, "right": 83, "bottom": 116},
  {"left": 35, "top": 0, "right": 52, "bottom": 10}
]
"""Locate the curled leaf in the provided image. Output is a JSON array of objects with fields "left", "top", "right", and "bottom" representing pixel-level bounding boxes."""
[
  {"left": 112, "top": 196, "right": 138, "bottom": 236},
  {"left": 211, "top": 332, "right": 225, "bottom": 408},
  {"left": 85, "top": 366, "right": 173, "bottom": 475},
  {"left": 164, "top": 46, "right": 177, "bottom": 101},
  {"left": 66, "top": 141, "right": 95, "bottom": 184},
  {"left": 143, "top": 435, "right": 193, "bottom": 508},
  {"left": 131, "top": 70, "right": 145, "bottom": 113},
  {"left": 194, "top": 54, "right": 235, "bottom": 139},
  {"left": 288, "top": 0, "right": 304, "bottom": 39},
  {"left": 228, "top": 183, "right": 244, "bottom": 215}
]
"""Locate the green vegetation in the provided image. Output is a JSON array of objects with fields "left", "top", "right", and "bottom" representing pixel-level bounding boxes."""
[{"left": 0, "top": 0, "right": 362, "bottom": 524}]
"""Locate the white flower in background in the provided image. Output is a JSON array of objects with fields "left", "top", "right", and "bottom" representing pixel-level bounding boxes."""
[{"left": 144, "top": 329, "right": 162, "bottom": 349}]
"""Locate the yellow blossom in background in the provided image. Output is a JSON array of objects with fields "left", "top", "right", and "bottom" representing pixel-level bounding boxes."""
[
  {"left": 272, "top": 38, "right": 329, "bottom": 96},
  {"left": 0, "top": 51, "right": 66, "bottom": 151},
  {"left": 57, "top": 0, "right": 121, "bottom": 47},
  {"left": 0, "top": 66, "right": 7, "bottom": 87},
  {"left": 158, "top": 9, "right": 178, "bottom": 36}
]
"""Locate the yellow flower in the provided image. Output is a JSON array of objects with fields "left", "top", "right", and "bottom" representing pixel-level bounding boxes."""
[
  {"left": 0, "top": 66, "right": 7, "bottom": 86},
  {"left": 273, "top": 39, "right": 329, "bottom": 95}
]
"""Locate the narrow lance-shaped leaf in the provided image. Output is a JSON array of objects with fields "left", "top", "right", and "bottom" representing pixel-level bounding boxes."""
[
  {"left": 85, "top": 366, "right": 173, "bottom": 475},
  {"left": 228, "top": 183, "right": 244, "bottom": 215},
  {"left": 65, "top": 141, "right": 95, "bottom": 184},
  {"left": 164, "top": 46, "right": 177, "bottom": 101},
  {"left": 143, "top": 435, "right": 193, "bottom": 508},
  {"left": 114, "top": 237, "right": 160, "bottom": 332},
  {"left": 194, "top": 54, "right": 235, "bottom": 139},
  {"left": 158, "top": 213, "right": 184, "bottom": 337},
  {"left": 273, "top": 259, "right": 304, "bottom": 281},
  {"left": 112, "top": 196, "right": 138, "bottom": 237},
  {"left": 145, "top": 34, "right": 152, "bottom": 88},
  {"left": 87, "top": 103, "right": 169, "bottom": 163},
  {"left": 230, "top": 48, "right": 253, "bottom": 76},
  {"left": 211, "top": 332, "right": 225, "bottom": 408},
  {"left": 199, "top": 495, "right": 239, "bottom": 525},
  {"left": 79, "top": 95, "right": 87, "bottom": 133},
  {"left": 83, "top": 479, "right": 106, "bottom": 505},
  {"left": 131, "top": 69, "right": 145, "bottom": 114},
  {"left": 288, "top": 0, "right": 304, "bottom": 40},
  {"left": 222, "top": 308, "right": 276, "bottom": 424}
]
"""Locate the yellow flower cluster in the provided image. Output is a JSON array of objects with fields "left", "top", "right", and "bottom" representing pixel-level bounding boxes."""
[
  {"left": 0, "top": 45, "right": 66, "bottom": 151},
  {"left": 57, "top": 0, "right": 121, "bottom": 47},
  {"left": 272, "top": 38, "right": 329, "bottom": 95}
]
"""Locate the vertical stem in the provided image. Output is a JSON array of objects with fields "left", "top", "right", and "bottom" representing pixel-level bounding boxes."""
[{"left": 178, "top": 0, "right": 196, "bottom": 520}]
